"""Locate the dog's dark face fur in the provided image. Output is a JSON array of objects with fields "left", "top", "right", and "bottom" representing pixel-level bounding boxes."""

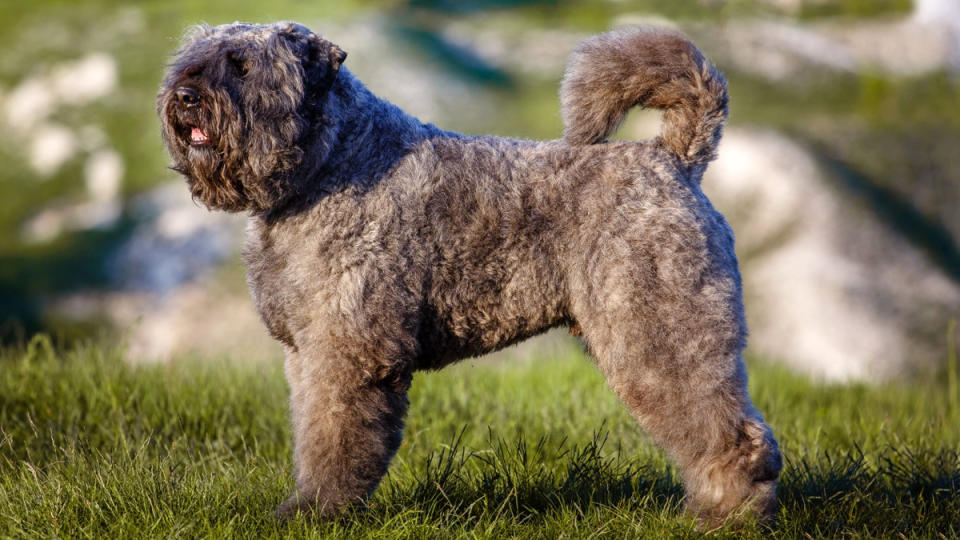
[{"left": 158, "top": 23, "right": 346, "bottom": 213}]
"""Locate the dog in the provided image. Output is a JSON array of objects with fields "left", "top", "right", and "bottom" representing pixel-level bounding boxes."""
[{"left": 158, "top": 22, "right": 782, "bottom": 527}]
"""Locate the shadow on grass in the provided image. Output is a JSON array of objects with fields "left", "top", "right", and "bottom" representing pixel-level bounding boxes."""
[
  {"left": 361, "top": 431, "right": 960, "bottom": 536},
  {"left": 374, "top": 427, "right": 684, "bottom": 528},
  {"left": 779, "top": 446, "right": 960, "bottom": 536}
]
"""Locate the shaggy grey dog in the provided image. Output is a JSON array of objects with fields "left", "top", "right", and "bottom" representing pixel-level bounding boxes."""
[{"left": 158, "top": 22, "right": 782, "bottom": 527}]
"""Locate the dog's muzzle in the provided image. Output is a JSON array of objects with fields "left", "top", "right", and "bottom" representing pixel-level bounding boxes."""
[{"left": 170, "top": 87, "right": 211, "bottom": 147}]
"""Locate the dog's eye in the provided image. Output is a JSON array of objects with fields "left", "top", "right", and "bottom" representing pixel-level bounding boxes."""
[{"left": 227, "top": 51, "right": 249, "bottom": 77}]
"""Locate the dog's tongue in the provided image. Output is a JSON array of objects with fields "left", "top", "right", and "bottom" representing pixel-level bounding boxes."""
[{"left": 191, "top": 127, "right": 209, "bottom": 142}]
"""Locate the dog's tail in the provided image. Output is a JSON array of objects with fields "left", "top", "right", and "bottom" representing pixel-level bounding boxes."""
[{"left": 560, "top": 27, "right": 727, "bottom": 169}]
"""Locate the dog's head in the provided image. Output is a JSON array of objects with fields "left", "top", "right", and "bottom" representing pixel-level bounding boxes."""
[{"left": 157, "top": 22, "right": 346, "bottom": 213}]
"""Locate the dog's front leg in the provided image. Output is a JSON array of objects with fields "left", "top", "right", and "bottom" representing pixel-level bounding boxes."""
[{"left": 275, "top": 345, "right": 411, "bottom": 520}]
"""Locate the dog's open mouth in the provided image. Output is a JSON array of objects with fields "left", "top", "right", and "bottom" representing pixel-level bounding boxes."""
[{"left": 190, "top": 126, "right": 211, "bottom": 146}]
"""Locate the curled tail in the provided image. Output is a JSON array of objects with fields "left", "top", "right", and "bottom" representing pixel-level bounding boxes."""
[{"left": 560, "top": 27, "right": 728, "bottom": 169}]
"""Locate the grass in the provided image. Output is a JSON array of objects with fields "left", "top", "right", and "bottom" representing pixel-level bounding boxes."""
[{"left": 1, "top": 336, "right": 959, "bottom": 538}]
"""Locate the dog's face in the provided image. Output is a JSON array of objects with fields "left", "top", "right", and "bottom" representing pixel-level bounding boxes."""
[{"left": 158, "top": 22, "right": 346, "bottom": 213}]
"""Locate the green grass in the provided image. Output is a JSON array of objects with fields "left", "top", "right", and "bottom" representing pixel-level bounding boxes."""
[{"left": 1, "top": 337, "right": 959, "bottom": 538}]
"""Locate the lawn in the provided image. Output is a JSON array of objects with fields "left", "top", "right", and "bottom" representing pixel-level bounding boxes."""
[{"left": 1, "top": 336, "right": 958, "bottom": 538}]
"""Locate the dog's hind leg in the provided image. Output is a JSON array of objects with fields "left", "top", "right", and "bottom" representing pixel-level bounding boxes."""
[
  {"left": 275, "top": 345, "right": 411, "bottom": 519},
  {"left": 575, "top": 272, "right": 781, "bottom": 528}
]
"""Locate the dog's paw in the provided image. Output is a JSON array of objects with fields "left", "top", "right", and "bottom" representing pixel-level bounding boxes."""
[
  {"left": 741, "top": 419, "right": 782, "bottom": 485},
  {"left": 274, "top": 494, "right": 309, "bottom": 520},
  {"left": 274, "top": 492, "right": 364, "bottom": 521},
  {"left": 684, "top": 418, "right": 782, "bottom": 529}
]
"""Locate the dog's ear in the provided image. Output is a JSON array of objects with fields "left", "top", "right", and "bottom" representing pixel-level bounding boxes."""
[
  {"left": 275, "top": 26, "right": 347, "bottom": 71},
  {"left": 300, "top": 33, "right": 347, "bottom": 93},
  {"left": 275, "top": 27, "right": 347, "bottom": 92},
  {"left": 308, "top": 34, "right": 347, "bottom": 72}
]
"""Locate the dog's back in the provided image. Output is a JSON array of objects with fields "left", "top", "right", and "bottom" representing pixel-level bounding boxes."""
[{"left": 399, "top": 26, "right": 733, "bottom": 364}]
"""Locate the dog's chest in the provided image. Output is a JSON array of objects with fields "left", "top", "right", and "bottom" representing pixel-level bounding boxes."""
[{"left": 242, "top": 216, "right": 345, "bottom": 347}]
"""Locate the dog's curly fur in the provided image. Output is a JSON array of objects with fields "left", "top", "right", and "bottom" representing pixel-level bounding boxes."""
[{"left": 158, "top": 22, "right": 781, "bottom": 527}]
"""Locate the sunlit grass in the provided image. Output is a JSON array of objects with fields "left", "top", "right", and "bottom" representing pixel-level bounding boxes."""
[{"left": 1, "top": 337, "right": 958, "bottom": 538}]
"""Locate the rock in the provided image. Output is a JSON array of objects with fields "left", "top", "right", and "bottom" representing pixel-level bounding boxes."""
[
  {"left": 106, "top": 183, "right": 269, "bottom": 362},
  {"left": 694, "top": 0, "right": 960, "bottom": 81},
  {"left": 312, "top": 17, "right": 496, "bottom": 127},
  {"left": 703, "top": 128, "right": 960, "bottom": 381},
  {"left": 48, "top": 181, "right": 268, "bottom": 363},
  {"left": 113, "top": 183, "right": 242, "bottom": 293}
]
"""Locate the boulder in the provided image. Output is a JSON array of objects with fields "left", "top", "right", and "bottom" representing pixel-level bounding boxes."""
[{"left": 704, "top": 128, "right": 960, "bottom": 380}]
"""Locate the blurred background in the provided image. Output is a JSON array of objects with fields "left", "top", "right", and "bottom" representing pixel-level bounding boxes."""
[{"left": 1, "top": 0, "right": 957, "bottom": 382}]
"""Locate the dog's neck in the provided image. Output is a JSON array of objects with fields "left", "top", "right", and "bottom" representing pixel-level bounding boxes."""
[
  {"left": 261, "top": 68, "right": 447, "bottom": 223},
  {"left": 309, "top": 68, "right": 442, "bottom": 189}
]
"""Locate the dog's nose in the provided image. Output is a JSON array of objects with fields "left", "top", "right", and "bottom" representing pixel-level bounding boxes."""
[{"left": 174, "top": 87, "right": 200, "bottom": 107}]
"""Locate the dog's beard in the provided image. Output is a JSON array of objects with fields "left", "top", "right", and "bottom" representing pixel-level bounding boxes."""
[
  {"left": 161, "top": 94, "right": 251, "bottom": 212},
  {"left": 165, "top": 95, "right": 216, "bottom": 149}
]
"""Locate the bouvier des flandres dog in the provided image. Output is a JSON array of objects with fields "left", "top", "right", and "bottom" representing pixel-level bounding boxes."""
[{"left": 158, "top": 22, "right": 781, "bottom": 527}]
